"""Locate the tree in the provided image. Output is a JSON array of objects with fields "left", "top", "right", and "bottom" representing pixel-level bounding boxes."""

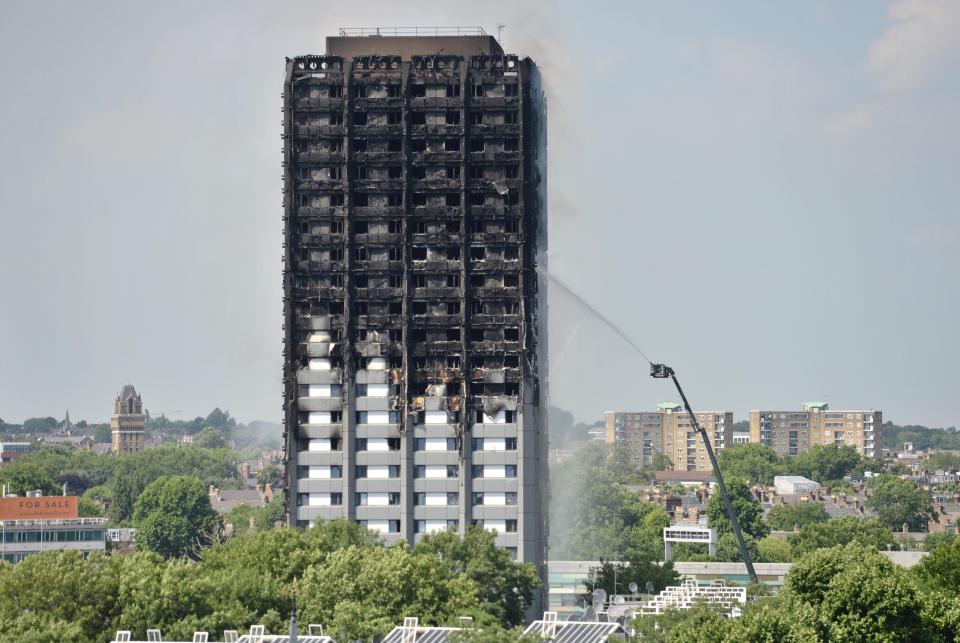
[
  {"left": 587, "top": 557, "right": 679, "bottom": 600},
  {"left": 133, "top": 476, "right": 222, "bottom": 558},
  {"left": 21, "top": 416, "right": 58, "bottom": 433},
  {"left": 650, "top": 453, "right": 673, "bottom": 472},
  {"left": 714, "top": 532, "right": 759, "bottom": 562},
  {"left": 787, "top": 444, "right": 863, "bottom": 483},
  {"left": 205, "top": 408, "right": 236, "bottom": 430},
  {"left": 782, "top": 543, "right": 940, "bottom": 641},
  {"left": 913, "top": 536, "right": 960, "bottom": 592},
  {"left": 413, "top": 527, "right": 541, "bottom": 627},
  {"left": 0, "top": 461, "right": 60, "bottom": 496},
  {"left": 716, "top": 444, "right": 783, "bottom": 485},
  {"left": 922, "top": 532, "right": 957, "bottom": 553},
  {"left": 631, "top": 603, "right": 731, "bottom": 643},
  {"left": 788, "top": 516, "right": 895, "bottom": 556},
  {"left": 193, "top": 426, "right": 228, "bottom": 449},
  {"left": 865, "top": 474, "right": 931, "bottom": 531},
  {"left": 298, "top": 544, "right": 479, "bottom": 640},
  {"left": 0, "top": 550, "right": 122, "bottom": 642},
  {"left": 922, "top": 452, "right": 960, "bottom": 472},
  {"left": 549, "top": 441, "right": 668, "bottom": 560},
  {"left": 93, "top": 424, "right": 112, "bottom": 443},
  {"left": 757, "top": 536, "right": 793, "bottom": 563},
  {"left": 765, "top": 503, "right": 829, "bottom": 531},
  {"left": 706, "top": 478, "right": 768, "bottom": 539},
  {"left": 257, "top": 464, "right": 283, "bottom": 489}
]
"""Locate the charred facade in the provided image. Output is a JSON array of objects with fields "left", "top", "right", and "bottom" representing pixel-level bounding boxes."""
[{"left": 281, "top": 34, "right": 547, "bottom": 571}]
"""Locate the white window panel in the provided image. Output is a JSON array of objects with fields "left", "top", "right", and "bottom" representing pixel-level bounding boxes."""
[
  {"left": 483, "top": 438, "right": 507, "bottom": 451},
  {"left": 367, "top": 438, "right": 390, "bottom": 452},
  {"left": 424, "top": 492, "right": 448, "bottom": 506},
  {"left": 308, "top": 466, "right": 331, "bottom": 479},
  {"left": 484, "top": 492, "right": 507, "bottom": 506},
  {"left": 425, "top": 437, "right": 449, "bottom": 451},
  {"left": 483, "top": 465, "right": 507, "bottom": 479},
  {"left": 307, "top": 439, "right": 331, "bottom": 452},
  {"left": 367, "top": 357, "right": 387, "bottom": 370},
  {"left": 425, "top": 411, "right": 447, "bottom": 425},
  {"left": 308, "top": 384, "right": 332, "bottom": 397},
  {"left": 366, "top": 411, "right": 390, "bottom": 425},
  {"left": 425, "top": 519, "right": 448, "bottom": 533},
  {"left": 308, "top": 412, "right": 332, "bottom": 424},
  {"left": 308, "top": 332, "right": 331, "bottom": 343},
  {"left": 367, "top": 465, "right": 390, "bottom": 479},
  {"left": 308, "top": 358, "right": 331, "bottom": 371},
  {"left": 367, "top": 492, "right": 390, "bottom": 506},
  {"left": 425, "top": 465, "right": 448, "bottom": 479},
  {"left": 366, "top": 383, "right": 389, "bottom": 397},
  {"left": 367, "top": 520, "right": 390, "bottom": 533},
  {"left": 484, "top": 519, "right": 507, "bottom": 533},
  {"left": 308, "top": 493, "right": 332, "bottom": 506}
]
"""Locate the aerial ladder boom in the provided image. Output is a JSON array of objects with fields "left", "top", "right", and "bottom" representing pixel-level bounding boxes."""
[{"left": 650, "top": 363, "right": 759, "bottom": 583}]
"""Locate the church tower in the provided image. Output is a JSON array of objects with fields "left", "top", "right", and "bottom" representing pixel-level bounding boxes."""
[{"left": 111, "top": 385, "right": 145, "bottom": 455}]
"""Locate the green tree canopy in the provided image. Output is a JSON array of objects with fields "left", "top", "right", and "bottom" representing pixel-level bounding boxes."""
[
  {"left": 133, "top": 475, "right": 222, "bottom": 558},
  {"left": 706, "top": 478, "right": 769, "bottom": 539},
  {"left": 786, "top": 444, "right": 863, "bottom": 483},
  {"left": 21, "top": 416, "right": 58, "bottom": 433},
  {"left": 412, "top": 526, "right": 540, "bottom": 627},
  {"left": 193, "top": 426, "right": 228, "bottom": 449},
  {"left": 788, "top": 516, "right": 895, "bottom": 556},
  {"left": 550, "top": 442, "right": 669, "bottom": 560},
  {"left": 865, "top": 474, "right": 932, "bottom": 531},
  {"left": 298, "top": 544, "right": 479, "bottom": 640},
  {"left": 765, "top": 503, "right": 829, "bottom": 531},
  {"left": 93, "top": 423, "right": 112, "bottom": 443},
  {"left": 0, "top": 461, "right": 60, "bottom": 496},
  {"left": 716, "top": 444, "right": 784, "bottom": 485},
  {"left": 756, "top": 536, "right": 793, "bottom": 562}
]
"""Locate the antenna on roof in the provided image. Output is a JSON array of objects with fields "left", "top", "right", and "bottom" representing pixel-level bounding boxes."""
[{"left": 497, "top": 23, "right": 506, "bottom": 42}]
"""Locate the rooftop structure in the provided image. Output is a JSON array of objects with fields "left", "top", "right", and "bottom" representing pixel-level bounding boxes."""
[
  {"left": 663, "top": 521, "right": 717, "bottom": 561},
  {"left": 281, "top": 31, "right": 548, "bottom": 582},
  {"left": 773, "top": 475, "right": 820, "bottom": 496},
  {"left": 639, "top": 580, "right": 746, "bottom": 617}
]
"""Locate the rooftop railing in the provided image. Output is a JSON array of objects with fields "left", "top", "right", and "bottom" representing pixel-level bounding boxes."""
[{"left": 338, "top": 27, "right": 487, "bottom": 37}]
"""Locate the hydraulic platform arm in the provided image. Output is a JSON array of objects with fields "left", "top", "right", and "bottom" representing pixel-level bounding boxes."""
[{"left": 650, "top": 363, "right": 759, "bottom": 583}]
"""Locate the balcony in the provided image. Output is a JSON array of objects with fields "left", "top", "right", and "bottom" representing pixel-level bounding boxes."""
[
  {"left": 294, "top": 96, "right": 345, "bottom": 111},
  {"left": 411, "top": 97, "right": 463, "bottom": 109},
  {"left": 351, "top": 178, "right": 405, "bottom": 191},
  {"left": 294, "top": 151, "right": 345, "bottom": 164},
  {"left": 410, "top": 124, "right": 464, "bottom": 137},
  {"left": 352, "top": 124, "right": 403, "bottom": 138},
  {"left": 293, "top": 124, "right": 345, "bottom": 137},
  {"left": 352, "top": 150, "right": 405, "bottom": 163}
]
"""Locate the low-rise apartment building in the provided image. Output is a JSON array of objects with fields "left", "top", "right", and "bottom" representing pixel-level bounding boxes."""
[
  {"left": 749, "top": 402, "right": 880, "bottom": 458},
  {"left": 0, "top": 493, "right": 107, "bottom": 564},
  {"left": 605, "top": 405, "right": 733, "bottom": 471}
]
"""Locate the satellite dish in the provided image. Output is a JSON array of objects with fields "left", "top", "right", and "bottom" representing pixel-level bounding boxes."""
[
  {"left": 614, "top": 595, "right": 626, "bottom": 605},
  {"left": 566, "top": 614, "right": 580, "bottom": 622},
  {"left": 629, "top": 582, "right": 639, "bottom": 594},
  {"left": 583, "top": 606, "right": 596, "bottom": 621},
  {"left": 592, "top": 599, "right": 603, "bottom": 613},
  {"left": 593, "top": 588, "right": 608, "bottom": 604},
  {"left": 624, "top": 608, "right": 636, "bottom": 620},
  {"left": 645, "top": 581, "right": 655, "bottom": 594}
]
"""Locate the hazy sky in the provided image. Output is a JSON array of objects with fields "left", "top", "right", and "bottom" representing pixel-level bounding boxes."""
[{"left": 1, "top": 1, "right": 958, "bottom": 428}]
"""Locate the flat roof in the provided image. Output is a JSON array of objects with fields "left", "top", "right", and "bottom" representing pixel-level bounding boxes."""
[{"left": 325, "top": 34, "right": 503, "bottom": 59}]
